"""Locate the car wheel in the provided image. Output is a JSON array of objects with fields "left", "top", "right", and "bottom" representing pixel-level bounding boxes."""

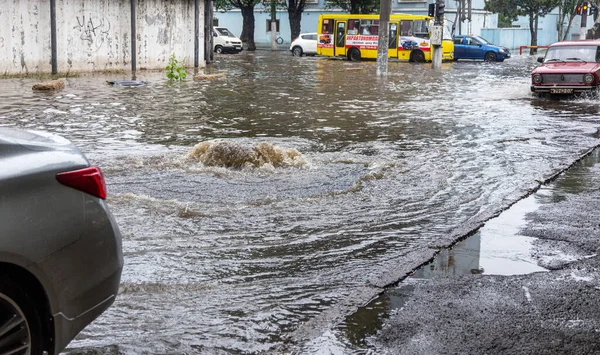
[
  {"left": 348, "top": 48, "right": 361, "bottom": 61},
  {"left": 0, "top": 276, "right": 45, "bottom": 355},
  {"left": 410, "top": 50, "right": 425, "bottom": 63},
  {"left": 215, "top": 46, "right": 223, "bottom": 54},
  {"left": 292, "top": 46, "right": 303, "bottom": 57},
  {"left": 484, "top": 52, "right": 497, "bottom": 62}
]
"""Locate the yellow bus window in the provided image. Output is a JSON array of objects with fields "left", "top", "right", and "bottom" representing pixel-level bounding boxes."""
[
  {"left": 360, "top": 20, "right": 378, "bottom": 35},
  {"left": 321, "top": 20, "right": 334, "bottom": 34},
  {"left": 348, "top": 19, "right": 360, "bottom": 35},
  {"left": 400, "top": 21, "right": 412, "bottom": 36}
]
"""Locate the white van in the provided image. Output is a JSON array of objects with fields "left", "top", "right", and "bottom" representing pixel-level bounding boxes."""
[{"left": 213, "top": 27, "right": 243, "bottom": 54}]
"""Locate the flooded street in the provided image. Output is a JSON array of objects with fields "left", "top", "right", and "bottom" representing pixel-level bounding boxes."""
[{"left": 1, "top": 51, "right": 600, "bottom": 354}]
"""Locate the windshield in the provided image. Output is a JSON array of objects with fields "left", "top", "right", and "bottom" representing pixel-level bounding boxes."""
[
  {"left": 216, "top": 28, "right": 233, "bottom": 37},
  {"left": 474, "top": 36, "right": 491, "bottom": 45},
  {"left": 544, "top": 45, "right": 600, "bottom": 62}
]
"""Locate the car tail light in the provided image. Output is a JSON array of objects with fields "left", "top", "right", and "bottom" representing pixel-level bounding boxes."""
[{"left": 56, "top": 166, "right": 107, "bottom": 199}]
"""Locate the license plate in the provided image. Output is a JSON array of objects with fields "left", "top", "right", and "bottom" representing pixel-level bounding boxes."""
[{"left": 550, "top": 88, "right": 573, "bottom": 94}]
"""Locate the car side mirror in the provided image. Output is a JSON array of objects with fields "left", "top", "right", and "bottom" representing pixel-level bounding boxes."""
[{"left": 537, "top": 57, "right": 544, "bottom": 63}]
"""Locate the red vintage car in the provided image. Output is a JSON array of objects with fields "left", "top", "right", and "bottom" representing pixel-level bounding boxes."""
[{"left": 531, "top": 39, "right": 600, "bottom": 96}]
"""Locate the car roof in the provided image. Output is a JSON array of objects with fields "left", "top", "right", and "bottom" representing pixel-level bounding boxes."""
[{"left": 549, "top": 39, "right": 600, "bottom": 47}]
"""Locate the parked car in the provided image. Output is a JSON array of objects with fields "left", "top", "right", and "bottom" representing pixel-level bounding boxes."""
[
  {"left": 0, "top": 128, "right": 123, "bottom": 354},
  {"left": 290, "top": 33, "right": 317, "bottom": 57},
  {"left": 213, "top": 27, "right": 243, "bottom": 54},
  {"left": 531, "top": 39, "right": 600, "bottom": 96},
  {"left": 452, "top": 35, "right": 511, "bottom": 62}
]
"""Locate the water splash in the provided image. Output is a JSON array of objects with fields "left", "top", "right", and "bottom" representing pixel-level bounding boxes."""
[{"left": 186, "top": 141, "right": 308, "bottom": 169}]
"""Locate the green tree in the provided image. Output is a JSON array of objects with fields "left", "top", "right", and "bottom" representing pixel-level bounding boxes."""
[
  {"left": 284, "top": 0, "right": 306, "bottom": 42},
  {"left": 485, "top": 0, "right": 560, "bottom": 53},
  {"left": 215, "top": 0, "right": 262, "bottom": 50},
  {"left": 497, "top": 14, "right": 516, "bottom": 27},
  {"left": 325, "top": 0, "right": 379, "bottom": 14},
  {"left": 557, "top": 0, "right": 579, "bottom": 41}
]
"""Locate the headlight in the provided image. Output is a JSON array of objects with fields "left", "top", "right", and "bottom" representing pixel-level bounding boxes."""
[
  {"left": 226, "top": 41, "right": 230, "bottom": 44},
  {"left": 532, "top": 74, "right": 543, "bottom": 84},
  {"left": 584, "top": 73, "right": 595, "bottom": 84},
  {"left": 499, "top": 48, "right": 505, "bottom": 53}
]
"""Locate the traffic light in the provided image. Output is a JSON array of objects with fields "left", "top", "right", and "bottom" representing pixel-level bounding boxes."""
[
  {"left": 435, "top": 0, "right": 445, "bottom": 23},
  {"left": 577, "top": 4, "right": 582, "bottom": 15},
  {"left": 428, "top": 3, "right": 435, "bottom": 17},
  {"left": 590, "top": 5, "right": 598, "bottom": 16},
  {"left": 583, "top": 2, "right": 589, "bottom": 14}
]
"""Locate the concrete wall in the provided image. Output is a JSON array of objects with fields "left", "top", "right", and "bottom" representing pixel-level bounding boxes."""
[
  {"left": 1, "top": 1, "right": 53, "bottom": 74},
  {"left": 0, "top": 0, "right": 206, "bottom": 75}
]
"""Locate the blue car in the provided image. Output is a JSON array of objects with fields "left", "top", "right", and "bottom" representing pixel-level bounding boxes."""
[{"left": 452, "top": 35, "right": 511, "bottom": 62}]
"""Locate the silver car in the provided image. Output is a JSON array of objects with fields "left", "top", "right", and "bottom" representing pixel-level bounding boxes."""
[{"left": 0, "top": 128, "right": 123, "bottom": 354}]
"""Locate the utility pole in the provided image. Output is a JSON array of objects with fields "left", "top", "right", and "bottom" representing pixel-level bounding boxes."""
[
  {"left": 431, "top": 0, "right": 445, "bottom": 69},
  {"left": 580, "top": 2, "right": 589, "bottom": 39},
  {"left": 376, "top": 0, "right": 392, "bottom": 76}
]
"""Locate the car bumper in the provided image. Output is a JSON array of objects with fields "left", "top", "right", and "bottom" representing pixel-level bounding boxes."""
[
  {"left": 35, "top": 197, "right": 123, "bottom": 353},
  {"left": 530, "top": 85, "right": 597, "bottom": 93},
  {"left": 222, "top": 45, "right": 243, "bottom": 53}
]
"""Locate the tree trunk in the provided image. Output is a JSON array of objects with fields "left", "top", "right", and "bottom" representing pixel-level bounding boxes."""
[
  {"left": 563, "top": 14, "right": 577, "bottom": 41},
  {"left": 288, "top": 7, "right": 303, "bottom": 41},
  {"left": 350, "top": 0, "right": 360, "bottom": 14},
  {"left": 589, "top": 14, "right": 600, "bottom": 39},
  {"left": 529, "top": 11, "right": 537, "bottom": 55},
  {"left": 240, "top": 6, "right": 256, "bottom": 51}
]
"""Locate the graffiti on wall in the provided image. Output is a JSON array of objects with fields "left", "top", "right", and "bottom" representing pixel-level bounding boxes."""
[{"left": 74, "top": 13, "right": 111, "bottom": 52}]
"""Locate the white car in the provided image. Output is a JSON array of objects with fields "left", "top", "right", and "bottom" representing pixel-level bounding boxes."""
[
  {"left": 213, "top": 27, "right": 243, "bottom": 54},
  {"left": 290, "top": 33, "right": 317, "bottom": 57}
]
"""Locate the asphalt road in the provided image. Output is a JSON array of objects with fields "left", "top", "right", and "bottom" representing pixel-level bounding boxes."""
[{"left": 372, "top": 148, "right": 600, "bottom": 355}]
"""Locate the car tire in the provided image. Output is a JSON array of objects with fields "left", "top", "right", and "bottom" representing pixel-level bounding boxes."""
[
  {"left": 292, "top": 46, "right": 303, "bottom": 57},
  {"left": 348, "top": 48, "right": 361, "bottom": 61},
  {"left": 484, "top": 52, "right": 497, "bottom": 62},
  {"left": 215, "top": 46, "right": 223, "bottom": 54},
  {"left": 410, "top": 50, "right": 425, "bottom": 63},
  {"left": 0, "top": 276, "right": 46, "bottom": 355}
]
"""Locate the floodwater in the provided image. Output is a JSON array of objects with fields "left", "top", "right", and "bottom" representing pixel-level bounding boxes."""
[{"left": 1, "top": 51, "right": 600, "bottom": 354}]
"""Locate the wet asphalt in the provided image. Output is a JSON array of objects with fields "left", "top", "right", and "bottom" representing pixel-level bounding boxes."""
[{"left": 371, "top": 149, "right": 600, "bottom": 354}]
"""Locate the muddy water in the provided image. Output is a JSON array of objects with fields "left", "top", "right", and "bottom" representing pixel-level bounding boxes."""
[{"left": 1, "top": 52, "right": 600, "bottom": 354}]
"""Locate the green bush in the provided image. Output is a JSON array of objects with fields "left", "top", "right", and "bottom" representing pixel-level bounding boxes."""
[{"left": 165, "top": 54, "right": 187, "bottom": 81}]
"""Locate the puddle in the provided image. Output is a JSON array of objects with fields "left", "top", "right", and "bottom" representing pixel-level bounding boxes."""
[{"left": 333, "top": 194, "right": 549, "bottom": 351}]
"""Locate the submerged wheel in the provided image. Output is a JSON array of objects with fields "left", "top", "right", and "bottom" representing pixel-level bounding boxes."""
[
  {"left": 292, "top": 46, "right": 303, "bottom": 57},
  {"left": 410, "top": 50, "right": 425, "bottom": 63},
  {"left": 348, "top": 48, "right": 361, "bottom": 61},
  {"left": 484, "top": 52, "right": 497, "bottom": 62},
  {"left": 215, "top": 46, "right": 223, "bottom": 54},
  {"left": 0, "top": 276, "right": 45, "bottom": 355}
]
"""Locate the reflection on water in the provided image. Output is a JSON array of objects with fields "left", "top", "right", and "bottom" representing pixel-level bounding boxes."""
[{"left": 1, "top": 52, "right": 600, "bottom": 354}]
